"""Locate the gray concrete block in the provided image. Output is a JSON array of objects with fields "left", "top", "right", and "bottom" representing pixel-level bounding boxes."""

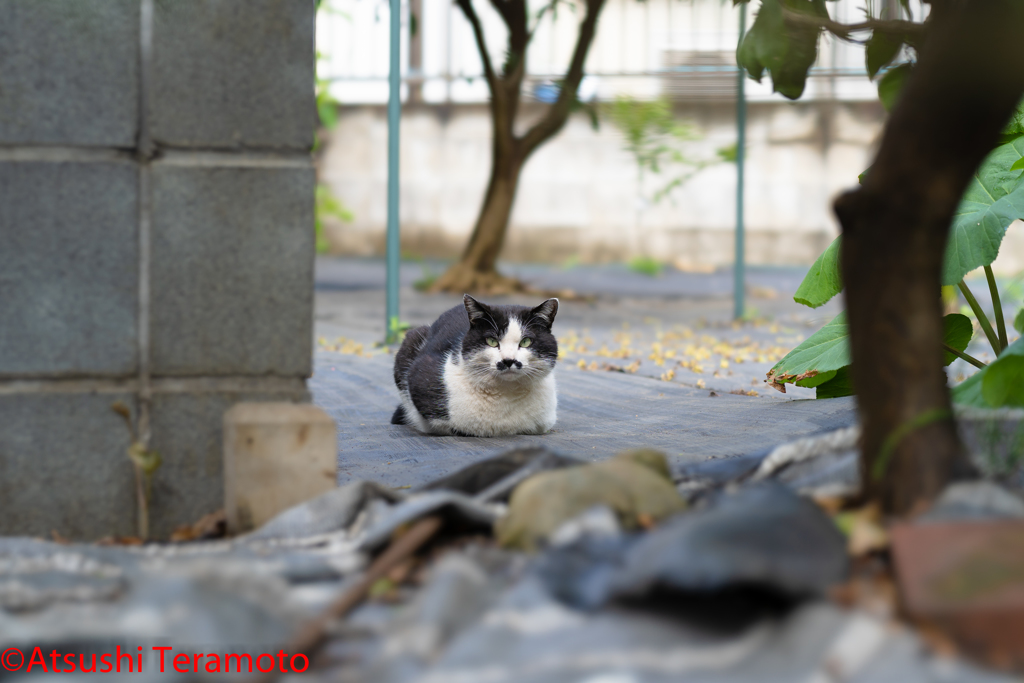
[
  {"left": 0, "top": 0, "right": 139, "bottom": 146},
  {"left": 150, "top": 0, "right": 315, "bottom": 150},
  {"left": 150, "top": 164, "right": 315, "bottom": 377},
  {"left": 148, "top": 388, "right": 310, "bottom": 539},
  {"left": 0, "top": 161, "right": 139, "bottom": 378},
  {"left": 0, "top": 392, "right": 138, "bottom": 540}
]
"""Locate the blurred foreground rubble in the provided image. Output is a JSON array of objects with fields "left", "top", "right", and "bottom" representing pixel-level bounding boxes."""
[{"left": 3, "top": 411, "right": 1024, "bottom": 681}]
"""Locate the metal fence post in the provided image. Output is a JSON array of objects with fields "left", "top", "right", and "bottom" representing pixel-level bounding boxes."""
[
  {"left": 385, "top": 0, "right": 402, "bottom": 343},
  {"left": 734, "top": 3, "right": 747, "bottom": 321}
]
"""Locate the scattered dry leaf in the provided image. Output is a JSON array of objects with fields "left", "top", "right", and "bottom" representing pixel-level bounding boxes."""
[{"left": 170, "top": 510, "right": 227, "bottom": 543}]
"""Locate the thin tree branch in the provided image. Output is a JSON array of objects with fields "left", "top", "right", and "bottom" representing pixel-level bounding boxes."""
[
  {"left": 486, "top": 0, "right": 512, "bottom": 27},
  {"left": 455, "top": 0, "right": 496, "bottom": 89},
  {"left": 781, "top": 7, "right": 926, "bottom": 41},
  {"left": 519, "top": 0, "right": 606, "bottom": 157},
  {"left": 958, "top": 279, "right": 1002, "bottom": 354},
  {"left": 528, "top": 0, "right": 575, "bottom": 43},
  {"left": 985, "top": 265, "right": 1009, "bottom": 351},
  {"left": 942, "top": 343, "right": 987, "bottom": 369}
]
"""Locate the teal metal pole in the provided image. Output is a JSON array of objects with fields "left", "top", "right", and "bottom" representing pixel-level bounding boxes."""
[
  {"left": 385, "top": 0, "right": 402, "bottom": 343},
  {"left": 734, "top": 4, "right": 747, "bottom": 321}
]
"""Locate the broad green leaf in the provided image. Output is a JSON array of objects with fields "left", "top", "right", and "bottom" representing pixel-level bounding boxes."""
[
  {"left": 953, "top": 337, "right": 1024, "bottom": 407},
  {"left": 795, "top": 369, "right": 836, "bottom": 388},
  {"left": 865, "top": 31, "right": 902, "bottom": 80},
  {"left": 811, "top": 138, "right": 1024, "bottom": 292},
  {"left": 877, "top": 62, "right": 913, "bottom": 112},
  {"left": 769, "top": 311, "right": 969, "bottom": 393},
  {"left": 793, "top": 236, "right": 841, "bottom": 308},
  {"left": 816, "top": 366, "right": 853, "bottom": 399},
  {"left": 943, "top": 136, "right": 1024, "bottom": 285},
  {"left": 1015, "top": 308, "right": 1024, "bottom": 334},
  {"left": 942, "top": 313, "right": 974, "bottom": 366},
  {"left": 736, "top": 21, "right": 765, "bottom": 81},
  {"left": 998, "top": 99, "right": 1024, "bottom": 146},
  {"left": 1011, "top": 156, "right": 1024, "bottom": 172},
  {"left": 951, "top": 369, "right": 986, "bottom": 407},
  {"left": 983, "top": 356, "right": 1024, "bottom": 407},
  {"left": 766, "top": 312, "right": 850, "bottom": 389},
  {"left": 736, "top": 0, "right": 828, "bottom": 100}
]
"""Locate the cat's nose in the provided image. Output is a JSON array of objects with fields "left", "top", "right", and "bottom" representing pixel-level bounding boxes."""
[{"left": 496, "top": 358, "right": 521, "bottom": 370}]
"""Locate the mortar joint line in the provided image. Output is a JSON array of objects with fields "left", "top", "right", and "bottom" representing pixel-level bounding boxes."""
[{"left": 137, "top": 0, "right": 155, "bottom": 446}]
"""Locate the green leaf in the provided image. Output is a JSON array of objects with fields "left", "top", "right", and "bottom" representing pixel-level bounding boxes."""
[
  {"left": 1015, "top": 308, "right": 1024, "bottom": 334},
  {"left": 736, "top": 0, "right": 827, "bottom": 100},
  {"left": 942, "top": 136, "right": 1024, "bottom": 285},
  {"left": 865, "top": 31, "right": 902, "bottom": 80},
  {"left": 816, "top": 366, "right": 853, "bottom": 399},
  {"left": 951, "top": 368, "right": 986, "bottom": 407},
  {"left": 1011, "top": 156, "right": 1024, "bottom": 172},
  {"left": 999, "top": 98, "right": 1024, "bottom": 146},
  {"left": 953, "top": 337, "right": 1024, "bottom": 407},
  {"left": 795, "top": 369, "right": 836, "bottom": 388},
  {"left": 317, "top": 97, "right": 338, "bottom": 129},
  {"left": 736, "top": 22, "right": 765, "bottom": 82},
  {"left": 983, "top": 355, "right": 1024, "bottom": 407},
  {"left": 877, "top": 62, "right": 913, "bottom": 112},
  {"left": 766, "top": 312, "right": 850, "bottom": 388},
  {"left": 793, "top": 236, "right": 841, "bottom": 308},
  {"left": 806, "top": 138, "right": 1024, "bottom": 292},
  {"left": 768, "top": 311, "right": 969, "bottom": 393},
  {"left": 942, "top": 313, "right": 974, "bottom": 366}
]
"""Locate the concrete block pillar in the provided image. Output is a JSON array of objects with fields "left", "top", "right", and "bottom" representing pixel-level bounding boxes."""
[{"left": 0, "top": 0, "right": 318, "bottom": 540}]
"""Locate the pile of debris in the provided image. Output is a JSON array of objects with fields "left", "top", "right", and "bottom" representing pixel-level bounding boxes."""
[{"left": 3, "top": 411, "right": 1024, "bottom": 682}]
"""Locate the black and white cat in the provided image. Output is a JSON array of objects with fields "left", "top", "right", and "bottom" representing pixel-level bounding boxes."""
[{"left": 391, "top": 295, "right": 559, "bottom": 437}]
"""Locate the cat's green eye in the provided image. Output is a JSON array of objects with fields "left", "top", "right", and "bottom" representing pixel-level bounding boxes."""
[
  {"left": 486, "top": 337, "right": 499, "bottom": 347},
  {"left": 520, "top": 338, "right": 532, "bottom": 348}
]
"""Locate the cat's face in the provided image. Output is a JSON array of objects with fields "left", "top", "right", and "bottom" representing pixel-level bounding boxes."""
[{"left": 461, "top": 295, "right": 559, "bottom": 383}]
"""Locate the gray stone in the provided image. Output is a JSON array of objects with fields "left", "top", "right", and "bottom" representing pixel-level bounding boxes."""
[
  {"left": 0, "top": 161, "right": 138, "bottom": 378},
  {"left": 149, "top": 164, "right": 315, "bottom": 377},
  {"left": 538, "top": 482, "right": 849, "bottom": 610},
  {"left": 0, "top": 0, "right": 139, "bottom": 146},
  {"left": 919, "top": 480, "right": 1024, "bottom": 523},
  {"left": 0, "top": 392, "right": 137, "bottom": 540},
  {"left": 149, "top": 0, "right": 315, "bottom": 150},
  {"left": 148, "top": 388, "right": 309, "bottom": 539}
]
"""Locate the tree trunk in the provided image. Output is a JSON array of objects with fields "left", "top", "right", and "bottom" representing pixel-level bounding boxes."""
[
  {"left": 834, "top": 0, "right": 1024, "bottom": 514},
  {"left": 430, "top": 144, "right": 526, "bottom": 294},
  {"left": 434, "top": 0, "right": 606, "bottom": 294}
]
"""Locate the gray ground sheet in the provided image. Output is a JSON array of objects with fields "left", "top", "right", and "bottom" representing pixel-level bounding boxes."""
[
  {"left": 311, "top": 258, "right": 857, "bottom": 488},
  {"left": 312, "top": 349, "right": 857, "bottom": 488}
]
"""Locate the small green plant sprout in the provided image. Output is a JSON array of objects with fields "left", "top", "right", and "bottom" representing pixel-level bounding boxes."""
[
  {"left": 767, "top": 102, "right": 1024, "bottom": 405},
  {"left": 414, "top": 268, "right": 438, "bottom": 292},
  {"left": 388, "top": 317, "right": 414, "bottom": 344},
  {"left": 628, "top": 256, "right": 664, "bottom": 277},
  {"left": 111, "top": 402, "right": 162, "bottom": 541}
]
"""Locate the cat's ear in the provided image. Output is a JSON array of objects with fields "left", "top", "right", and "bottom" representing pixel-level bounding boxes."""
[
  {"left": 530, "top": 298, "right": 559, "bottom": 329},
  {"left": 463, "top": 294, "right": 493, "bottom": 326}
]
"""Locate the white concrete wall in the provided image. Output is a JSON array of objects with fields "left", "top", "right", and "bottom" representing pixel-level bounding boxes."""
[{"left": 320, "top": 100, "right": 886, "bottom": 267}]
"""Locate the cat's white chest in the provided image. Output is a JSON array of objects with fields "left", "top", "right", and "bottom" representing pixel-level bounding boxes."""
[{"left": 440, "top": 357, "right": 557, "bottom": 436}]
